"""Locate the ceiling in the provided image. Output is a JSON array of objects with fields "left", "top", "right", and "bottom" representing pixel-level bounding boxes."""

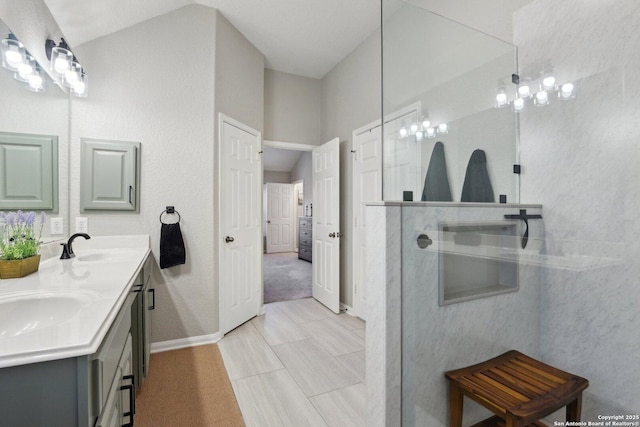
[
  {"left": 43, "top": 0, "right": 380, "bottom": 79},
  {"left": 262, "top": 147, "right": 303, "bottom": 173}
]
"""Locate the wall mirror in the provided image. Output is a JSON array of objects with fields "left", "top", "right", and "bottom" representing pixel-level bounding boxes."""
[
  {"left": 0, "top": 17, "right": 69, "bottom": 238},
  {"left": 382, "top": 1, "right": 519, "bottom": 203}
]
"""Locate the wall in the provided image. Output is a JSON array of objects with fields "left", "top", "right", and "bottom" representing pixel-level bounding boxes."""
[
  {"left": 71, "top": 5, "right": 218, "bottom": 343},
  {"left": 321, "top": 29, "right": 381, "bottom": 307},
  {"left": 516, "top": 0, "right": 640, "bottom": 419},
  {"left": 263, "top": 171, "right": 291, "bottom": 183},
  {"left": 290, "top": 151, "right": 312, "bottom": 208},
  {"left": 264, "top": 69, "right": 322, "bottom": 145}
]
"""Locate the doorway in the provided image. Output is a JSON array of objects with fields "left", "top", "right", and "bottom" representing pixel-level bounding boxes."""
[{"left": 262, "top": 141, "right": 315, "bottom": 304}]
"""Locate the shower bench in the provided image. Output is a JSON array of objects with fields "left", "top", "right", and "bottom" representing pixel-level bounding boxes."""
[{"left": 445, "top": 350, "right": 589, "bottom": 427}]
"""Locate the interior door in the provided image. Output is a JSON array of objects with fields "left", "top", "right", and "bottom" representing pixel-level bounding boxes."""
[
  {"left": 352, "top": 125, "right": 382, "bottom": 320},
  {"left": 219, "top": 114, "right": 262, "bottom": 334},
  {"left": 312, "top": 137, "right": 340, "bottom": 313},
  {"left": 266, "top": 183, "right": 294, "bottom": 253}
]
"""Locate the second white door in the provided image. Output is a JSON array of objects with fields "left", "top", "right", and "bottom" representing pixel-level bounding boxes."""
[
  {"left": 266, "top": 183, "right": 294, "bottom": 253},
  {"left": 312, "top": 137, "right": 340, "bottom": 313}
]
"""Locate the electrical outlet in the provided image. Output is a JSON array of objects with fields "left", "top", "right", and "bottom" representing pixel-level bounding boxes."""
[
  {"left": 50, "top": 218, "right": 64, "bottom": 235},
  {"left": 76, "top": 217, "right": 88, "bottom": 233}
]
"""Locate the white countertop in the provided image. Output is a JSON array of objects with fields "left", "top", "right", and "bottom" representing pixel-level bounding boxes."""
[{"left": 0, "top": 235, "right": 151, "bottom": 368}]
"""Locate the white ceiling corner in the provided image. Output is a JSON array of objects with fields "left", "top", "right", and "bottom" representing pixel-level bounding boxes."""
[
  {"left": 44, "top": 0, "right": 380, "bottom": 79},
  {"left": 262, "top": 147, "right": 303, "bottom": 173}
]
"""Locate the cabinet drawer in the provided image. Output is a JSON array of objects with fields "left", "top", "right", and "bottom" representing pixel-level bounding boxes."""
[
  {"left": 298, "top": 245, "right": 312, "bottom": 262},
  {"left": 300, "top": 236, "right": 312, "bottom": 247},
  {"left": 300, "top": 228, "right": 312, "bottom": 239},
  {"left": 299, "top": 217, "right": 312, "bottom": 229}
]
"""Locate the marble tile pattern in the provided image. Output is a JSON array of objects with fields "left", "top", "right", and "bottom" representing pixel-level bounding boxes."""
[
  {"left": 368, "top": 204, "right": 544, "bottom": 426},
  {"left": 365, "top": 205, "right": 402, "bottom": 427},
  {"left": 515, "top": 0, "right": 640, "bottom": 420},
  {"left": 219, "top": 298, "right": 367, "bottom": 426}
]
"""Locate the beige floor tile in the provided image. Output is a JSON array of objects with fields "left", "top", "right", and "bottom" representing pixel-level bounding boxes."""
[
  {"left": 333, "top": 313, "right": 366, "bottom": 330},
  {"left": 233, "top": 369, "right": 327, "bottom": 427},
  {"left": 351, "top": 327, "right": 366, "bottom": 341},
  {"left": 250, "top": 310, "right": 308, "bottom": 346},
  {"left": 300, "top": 317, "right": 366, "bottom": 356},
  {"left": 274, "top": 297, "right": 333, "bottom": 323},
  {"left": 311, "top": 383, "right": 366, "bottom": 427},
  {"left": 218, "top": 323, "right": 284, "bottom": 380},
  {"left": 336, "top": 350, "right": 366, "bottom": 383},
  {"left": 272, "top": 338, "right": 360, "bottom": 397}
]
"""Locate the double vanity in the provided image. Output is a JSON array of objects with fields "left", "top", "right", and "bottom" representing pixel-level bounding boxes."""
[{"left": 0, "top": 235, "right": 153, "bottom": 427}]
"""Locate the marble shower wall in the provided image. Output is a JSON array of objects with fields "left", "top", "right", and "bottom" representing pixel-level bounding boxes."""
[
  {"left": 515, "top": 0, "right": 640, "bottom": 419},
  {"left": 399, "top": 203, "right": 542, "bottom": 426}
]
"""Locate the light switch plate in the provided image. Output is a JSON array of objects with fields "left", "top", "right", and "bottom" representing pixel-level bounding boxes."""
[
  {"left": 50, "top": 218, "right": 64, "bottom": 235},
  {"left": 76, "top": 217, "right": 88, "bottom": 233}
]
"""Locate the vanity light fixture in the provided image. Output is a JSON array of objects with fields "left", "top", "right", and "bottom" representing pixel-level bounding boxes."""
[
  {"left": 513, "top": 97, "right": 525, "bottom": 112},
  {"left": 415, "top": 130, "right": 424, "bottom": 140},
  {"left": 517, "top": 82, "right": 532, "bottom": 99},
  {"left": 534, "top": 90, "right": 549, "bottom": 106},
  {"left": 437, "top": 123, "right": 448, "bottom": 134},
  {"left": 559, "top": 82, "right": 575, "bottom": 100},
  {"left": 45, "top": 38, "right": 88, "bottom": 97},
  {"left": 426, "top": 127, "right": 436, "bottom": 138},
  {"left": 14, "top": 53, "right": 35, "bottom": 82},
  {"left": 542, "top": 75, "right": 556, "bottom": 91},
  {"left": 1, "top": 35, "right": 25, "bottom": 72},
  {"left": 26, "top": 65, "right": 45, "bottom": 92},
  {"left": 422, "top": 118, "right": 431, "bottom": 128},
  {"left": 496, "top": 89, "right": 508, "bottom": 108},
  {"left": 399, "top": 127, "right": 408, "bottom": 138}
]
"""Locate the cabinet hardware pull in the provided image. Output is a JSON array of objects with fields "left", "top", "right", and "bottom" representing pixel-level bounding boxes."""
[
  {"left": 128, "top": 186, "right": 133, "bottom": 204},
  {"left": 121, "top": 374, "right": 136, "bottom": 426},
  {"left": 149, "top": 288, "right": 156, "bottom": 310}
]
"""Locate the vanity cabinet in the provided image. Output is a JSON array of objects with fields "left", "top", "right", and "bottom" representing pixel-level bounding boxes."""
[{"left": 0, "top": 253, "right": 152, "bottom": 427}]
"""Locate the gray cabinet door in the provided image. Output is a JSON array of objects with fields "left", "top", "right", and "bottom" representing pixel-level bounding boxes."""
[
  {"left": 81, "top": 139, "right": 140, "bottom": 211},
  {"left": 0, "top": 131, "right": 58, "bottom": 210}
]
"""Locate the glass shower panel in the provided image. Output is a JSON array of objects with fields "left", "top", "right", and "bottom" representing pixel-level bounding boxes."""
[{"left": 382, "top": 1, "right": 519, "bottom": 202}]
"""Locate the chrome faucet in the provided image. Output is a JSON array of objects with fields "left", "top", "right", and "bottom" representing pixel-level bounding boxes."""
[{"left": 60, "top": 233, "right": 91, "bottom": 259}]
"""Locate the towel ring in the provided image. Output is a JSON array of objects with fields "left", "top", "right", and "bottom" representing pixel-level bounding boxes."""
[{"left": 160, "top": 208, "right": 181, "bottom": 224}]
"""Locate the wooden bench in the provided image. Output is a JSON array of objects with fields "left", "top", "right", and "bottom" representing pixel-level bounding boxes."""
[{"left": 445, "top": 350, "right": 589, "bottom": 427}]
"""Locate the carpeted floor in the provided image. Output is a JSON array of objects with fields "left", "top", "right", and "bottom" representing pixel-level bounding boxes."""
[
  {"left": 263, "top": 252, "right": 312, "bottom": 303},
  {"left": 134, "top": 344, "right": 244, "bottom": 427}
]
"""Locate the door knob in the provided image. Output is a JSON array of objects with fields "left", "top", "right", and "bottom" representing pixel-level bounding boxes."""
[
  {"left": 267, "top": 220, "right": 271, "bottom": 223},
  {"left": 225, "top": 236, "right": 235, "bottom": 243},
  {"left": 329, "top": 232, "right": 336, "bottom": 238},
  {"left": 336, "top": 232, "right": 343, "bottom": 238}
]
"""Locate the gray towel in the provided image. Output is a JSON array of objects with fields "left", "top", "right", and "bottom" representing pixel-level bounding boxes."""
[
  {"left": 461, "top": 149, "right": 495, "bottom": 202},
  {"left": 421, "top": 141, "right": 453, "bottom": 201}
]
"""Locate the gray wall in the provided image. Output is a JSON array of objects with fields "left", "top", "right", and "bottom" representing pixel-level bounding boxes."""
[
  {"left": 291, "top": 151, "right": 312, "bottom": 208},
  {"left": 264, "top": 69, "right": 322, "bottom": 145},
  {"left": 70, "top": 5, "right": 264, "bottom": 343},
  {"left": 263, "top": 171, "right": 291, "bottom": 183},
  {"left": 321, "top": 29, "right": 381, "bottom": 307},
  {"left": 516, "top": 0, "right": 640, "bottom": 419}
]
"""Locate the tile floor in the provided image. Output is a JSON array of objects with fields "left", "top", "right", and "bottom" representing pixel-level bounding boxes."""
[{"left": 218, "top": 298, "right": 366, "bottom": 427}]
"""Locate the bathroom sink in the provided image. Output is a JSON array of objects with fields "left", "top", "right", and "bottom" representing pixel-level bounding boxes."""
[
  {"left": 0, "top": 291, "right": 97, "bottom": 338},
  {"left": 74, "top": 249, "right": 139, "bottom": 264}
]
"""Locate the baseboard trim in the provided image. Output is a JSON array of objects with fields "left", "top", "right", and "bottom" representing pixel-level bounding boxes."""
[{"left": 150, "top": 332, "right": 223, "bottom": 354}]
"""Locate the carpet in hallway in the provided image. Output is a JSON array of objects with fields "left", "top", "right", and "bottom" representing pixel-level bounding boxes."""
[
  {"left": 135, "top": 344, "right": 244, "bottom": 427},
  {"left": 263, "top": 252, "right": 312, "bottom": 303}
]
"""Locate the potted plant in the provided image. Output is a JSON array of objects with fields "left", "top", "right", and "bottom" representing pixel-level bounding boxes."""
[{"left": 0, "top": 211, "right": 46, "bottom": 279}]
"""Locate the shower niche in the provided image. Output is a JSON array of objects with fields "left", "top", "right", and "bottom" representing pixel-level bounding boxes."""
[{"left": 438, "top": 221, "right": 519, "bottom": 305}]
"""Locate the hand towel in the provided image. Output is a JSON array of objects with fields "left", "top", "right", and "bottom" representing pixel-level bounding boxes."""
[
  {"left": 421, "top": 141, "right": 453, "bottom": 201},
  {"left": 160, "top": 222, "right": 186, "bottom": 269},
  {"left": 461, "top": 149, "right": 495, "bottom": 203}
]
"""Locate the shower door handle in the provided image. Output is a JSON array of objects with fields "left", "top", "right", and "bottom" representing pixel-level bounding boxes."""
[{"left": 417, "top": 234, "right": 433, "bottom": 249}]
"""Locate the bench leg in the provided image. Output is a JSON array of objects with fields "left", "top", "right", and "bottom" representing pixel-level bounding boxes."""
[
  {"left": 567, "top": 394, "right": 583, "bottom": 421},
  {"left": 448, "top": 384, "right": 463, "bottom": 427}
]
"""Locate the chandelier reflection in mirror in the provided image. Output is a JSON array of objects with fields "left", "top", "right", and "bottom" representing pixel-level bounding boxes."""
[
  {"left": 45, "top": 37, "right": 88, "bottom": 97},
  {"left": 496, "top": 73, "right": 575, "bottom": 112},
  {"left": 1, "top": 34, "right": 46, "bottom": 92},
  {"left": 398, "top": 116, "right": 449, "bottom": 141}
]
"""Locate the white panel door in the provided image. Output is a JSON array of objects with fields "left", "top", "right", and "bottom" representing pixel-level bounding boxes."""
[
  {"left": 382, "top": 110, "right": 420, "bottom": 200},
  {"left": 352, "top": 126, "right": 382, "bottom": 320},
  {"left": 312, "top": 138, "right": 340, "bottom": 313},
  {"left": 219, "top": 114, "right": 262, "bottom": 334},
  {"left": 266, "top": 183, "right": 294, "bottom": 253}
]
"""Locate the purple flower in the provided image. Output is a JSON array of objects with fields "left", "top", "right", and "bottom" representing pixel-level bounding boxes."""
[
  {"left": 26, "top": 211, "right": 36, "bottom": 225},
  {"left": 16, "top": 210, "right": 24, "bottom": 224},
  {"left": 5, "top": 212, "right": 15, "bottom": 226},
  {"left": 0, "top": 212, "right": 5, "bottom": 220}
]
